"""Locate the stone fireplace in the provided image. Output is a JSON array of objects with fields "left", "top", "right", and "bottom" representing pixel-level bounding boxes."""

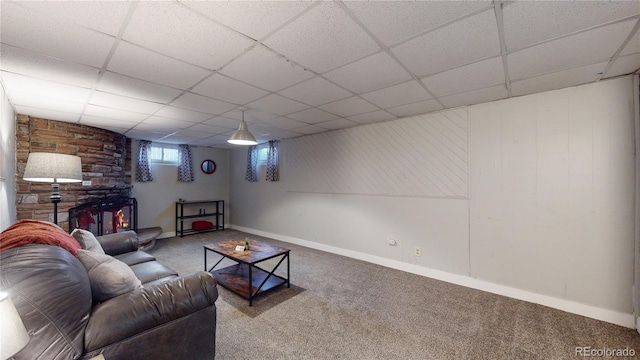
[{"left": 69, "top": 196, "right": 137, "bottom": 236}]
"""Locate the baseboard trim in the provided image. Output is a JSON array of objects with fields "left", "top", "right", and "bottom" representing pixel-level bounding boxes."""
[{"left": 231, "top": 225, "right": 635, "bottom": 329}]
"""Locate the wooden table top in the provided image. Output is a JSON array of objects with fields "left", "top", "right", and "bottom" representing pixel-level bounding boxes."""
[{"left": 204, "top": 238, "right": 289, "bottom": 265}]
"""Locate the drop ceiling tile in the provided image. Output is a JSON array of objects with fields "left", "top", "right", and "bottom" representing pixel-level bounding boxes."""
[
  {"left": 508, "top": 20, "right": 636, "bottom": 80},
  {"left": 191, "top": 74, "right": 269, "bottom": 105},
  {"left": 292, "top": 124, "right": 326, "bottom": 135},
  {"left": 176, "top": 125, "right": 222, "bottom": 139},
  {"left": 278, "top": 76, "right": 352, "bottom": 106},
  {"left": 137, "top": 116, "right": 197, "bottom": 130},
  {"left": 83, "top": 105, "right": 149, "bottom": 122},
  {"left": 324, "top": 52, "right": 412, "bottom": 94},
  {"left": 124, "top": 129, "right": 173, "bottom": 141},
  {"left": 90, "top": 91, "right": 164, "bottom": 114},
  {"left": 154, "top": 106, "right": 213, "bottom": 122},
  {"left": 193, "top": 138, "right": 228, "bottom": 147},
  {"left": 173, "top": 129, "right": 214, "bottom": 139},
  {"left": 265, "top": 128, "right": 302, "bottom": 140},
  {"left": 319, "top": 97, "right": 379, "bottom": 117},
  {"left": 16, "top": 1, "right": 130, "bottom": 36},
  {"left": 287, "top": 108, "right": 339, "bottom": 124},
  {"left": 503, "top": 1, "right": 640, "bottom": 51},
  {"left": 221, "top": 109, "right": 279, "bottom": 124},
  {"left": 247, "top": 94, "right": 309, "bottom": 116},
  {"left": 263, "top": 1, "right": 380, "bottom": 73},
  {"left": 361, "top": 80, "right": 431, "bottom": 109},
  {"left": 261, "top": 117, "right": 308, "bottom": 130},
  {"left": 344, "top": 1, "right": 491, "bottom": 46},
  {"left": 185, "top": 123, "right": 230, "bottom": 135},
  {"left": 8, "top": 91, "right": 85, "bottom": 114},
  {"left": 220, "top": 46, "right": 314, "bottom": 92},
  {"left": 347, "top": 110, "right": 397, "bottom": 125},
  {"left": 1, "top": 2, "right": 115, "bottom": 67},
  {"left": 316, "top": 118, "right": 358, "bottom": 130},
  {"left": 79, "top": 115, "right": 139, "bottom": 129},
  {"left": 97, "top": 72, "right": 183, "bottom": 103},
  {"left": 123, "top": 2, "right": 254, "bottom": 70},
  {"left": 621, "top": 31, "right": 640, "bottom": 56},
  {"left": 97, "top": 125, "right": 130, "bottom": 135},
  {"left": 606, "top": 53, "right": 640, "bottom": 78},
  {"left": 13, "top": 105, "right": 79, "bottom": 123},
  {"left": 439, "top": 84, "right": 508, "bottom": 108},
  {"left": 1, "top": 45, "right": 100, "bottom": 88},
  {"left": 243, "top": 123, "right": 278, "bottom": 137},
  {"left": 172, "top": 93, "right": 237, "bottom": 115},
  {"left": 157, "top": 134, "right": 202, "bottom": 144},
  {"left": 202, "top": 116, "right": 243, "bottom": 129},
  {"left": 421, "top": 57, "right": 505, "bottom": 97},
  {"left": 392, "top": 9, "right": 500, "bottom": 77},
  {"left": 108, "top": 42, "right": 211, "bottom": 90},
  {"left": 1, "top": 72, "right": 91, "bottom": 103},
  {"left": 386, "top": 99, "right": 443, "bottom": 118},
  {"left": 182, "top": 1, "right": 312, "bottom": 41},
  {"left": 511, "top": 62, "right": 606, "bottom": 97}
]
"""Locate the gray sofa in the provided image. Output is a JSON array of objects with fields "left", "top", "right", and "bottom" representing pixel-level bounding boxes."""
[{"left": 0, "top": 224, "right": 218, "bottom": 360}]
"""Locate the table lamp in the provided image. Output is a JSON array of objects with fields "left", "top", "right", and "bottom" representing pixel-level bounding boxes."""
[
  {"left": 0, "top": 292, "right": 29, "bottom": 359},
  {"left": 23, "top": 152, "right": 83, "bottom": 225}
]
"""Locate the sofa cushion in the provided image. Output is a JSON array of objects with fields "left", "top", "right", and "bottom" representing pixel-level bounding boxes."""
[
  {"left": 130, "top": 261, "right": 178, "bottom": 285},
  {"left": 71, "top": 228, "right": 105, "bottom": 254},
  {"left": 77, "top": 250, "right": 142, "bottom": 303},
  {"left": 115, "top": 251, "right": 156, "bottom": 266}
]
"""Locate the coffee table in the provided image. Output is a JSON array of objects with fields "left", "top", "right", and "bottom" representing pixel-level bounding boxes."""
[{"left": 204, "top": 239, "right": 290, "bottom": 306}]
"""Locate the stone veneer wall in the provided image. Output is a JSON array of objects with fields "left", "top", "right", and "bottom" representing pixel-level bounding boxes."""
[{"left": 15, "top": 115, "right": 132, "bottom": 231}]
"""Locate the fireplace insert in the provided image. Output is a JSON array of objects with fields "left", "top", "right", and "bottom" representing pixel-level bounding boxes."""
[{"left": 68, "top": 196, "right": 137, "bottom": 236}]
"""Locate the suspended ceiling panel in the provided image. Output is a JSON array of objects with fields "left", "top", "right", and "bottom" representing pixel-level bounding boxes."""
[{"left": 0, "top": 0, "right": 638, "bottom": 148}]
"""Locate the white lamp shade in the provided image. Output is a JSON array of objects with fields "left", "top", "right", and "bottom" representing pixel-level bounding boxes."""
[
  {"left": 0, "top": 292, "right": 29, "bottom": 359},
  {"left": 23, "top": 153, "right": 83, "bottom": 183}
]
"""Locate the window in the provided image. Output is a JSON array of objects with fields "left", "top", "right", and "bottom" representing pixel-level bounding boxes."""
[
  {"left": 257, "top": 146, "right": 268, "bottom": 165},
  {"left": 150, "top": 143, "right": 179, "bottom": 165}
]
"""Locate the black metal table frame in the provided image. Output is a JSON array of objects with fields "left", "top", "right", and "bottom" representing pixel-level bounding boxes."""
[{"left": 204, "top": 248, "right": 290, "bottom": 306}]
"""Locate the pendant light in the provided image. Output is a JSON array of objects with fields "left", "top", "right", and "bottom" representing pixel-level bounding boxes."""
[{"left": 228, "top": 109, "right": 257, "bottom": 145}]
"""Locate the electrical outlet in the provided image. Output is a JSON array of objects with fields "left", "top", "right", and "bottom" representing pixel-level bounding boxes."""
[
  {"left": 414, "top": 247, "right": 421, "bottom": 257},
  {"left": 82, "top": 180, "right": 91, "bottom": 186}
]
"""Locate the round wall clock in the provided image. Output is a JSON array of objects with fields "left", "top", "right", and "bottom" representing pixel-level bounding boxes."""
[{"left": 201, "top": 159, "right": 216, "bottom": 174}]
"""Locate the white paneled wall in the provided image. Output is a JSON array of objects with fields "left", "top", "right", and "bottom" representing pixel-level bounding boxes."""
[
  {"left": 230, "top": 76, "right": 636, "bottom": 325},
  {"left": 287, "top": 108, "right": 469, "bottom": 198},
  {"left": 0, "top": 84, "right": 16, "bottom": 231},
  {"left": 470, "top": 77, "right": 635, "bottom": 313}
]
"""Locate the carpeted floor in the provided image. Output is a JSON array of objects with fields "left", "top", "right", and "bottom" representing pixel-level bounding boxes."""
[{"left": 148, "top": 229, "right": 640, "bottom": 359}]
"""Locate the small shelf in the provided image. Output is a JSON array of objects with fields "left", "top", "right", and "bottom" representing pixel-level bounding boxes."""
[
  {"left": 175, "top": 200, "right": 224, "bottom": 237},
  {"left": 211, "top": 263, "right": 288, "bottom": 300}
]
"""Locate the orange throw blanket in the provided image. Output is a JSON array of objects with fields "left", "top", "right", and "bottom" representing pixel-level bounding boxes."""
[{"left": 0, "top": 219, "right": 81, "bottom": 257}]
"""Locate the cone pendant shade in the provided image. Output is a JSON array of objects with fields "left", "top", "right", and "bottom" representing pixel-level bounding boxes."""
[{"left": 228, "top": 110, "right": 257, "bottom": 145}]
